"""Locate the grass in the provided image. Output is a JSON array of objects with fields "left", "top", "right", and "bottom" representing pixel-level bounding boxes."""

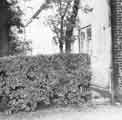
[{"left": 0, "top": 103, "right": 120, "bottom": 120}]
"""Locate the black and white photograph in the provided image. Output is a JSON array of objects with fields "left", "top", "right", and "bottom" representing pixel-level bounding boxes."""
[{"left": 0, "top": 0, "right": 121, "bottom": 120}]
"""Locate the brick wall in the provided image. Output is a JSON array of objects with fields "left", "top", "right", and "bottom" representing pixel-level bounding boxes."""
[{"left": 111, "top": 0, "right": 122, "bottom": 100}]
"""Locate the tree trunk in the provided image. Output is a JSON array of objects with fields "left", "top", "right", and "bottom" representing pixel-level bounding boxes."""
[
  {"left": 65, "top": 0, "right": 80, "bottom": 53},
  {"left": 0, "top": 28, "right": 9, "bottom": 57},
  {"left": 0, "top": 1, "right": 9, "bottom": 57},
  {"left": 59, "top": 16, "right": 64, "bottom": 53}
]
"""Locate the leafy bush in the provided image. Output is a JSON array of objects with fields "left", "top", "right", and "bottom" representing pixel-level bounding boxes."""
[{"left": 0, "top": 54, "right": 91, "bottom": 114}]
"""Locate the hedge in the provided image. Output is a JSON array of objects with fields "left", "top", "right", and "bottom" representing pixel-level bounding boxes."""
[{"left": 0, "top": 54, "right": 91, "bottom": 114}]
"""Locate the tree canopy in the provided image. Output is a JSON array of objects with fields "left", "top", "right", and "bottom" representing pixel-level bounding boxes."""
[{"left": 0, "top": 0, "right": 31, "bottom": 56}]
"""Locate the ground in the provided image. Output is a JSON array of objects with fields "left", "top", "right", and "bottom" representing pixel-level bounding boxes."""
[{"left": 0, "top": 104, "right": 122, "bottom": 120}]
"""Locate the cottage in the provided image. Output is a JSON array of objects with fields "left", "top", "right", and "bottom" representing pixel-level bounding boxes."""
[{"left": 73, "top": 0, "right": 112, "bottom": 89}]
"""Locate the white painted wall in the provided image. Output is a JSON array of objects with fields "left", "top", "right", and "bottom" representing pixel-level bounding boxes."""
[
  {"left": 77, "top": 0, "right": 111, "bottom": 87},
  {"left": 91, "top": 0, "right": 111, "bottom": 88}
]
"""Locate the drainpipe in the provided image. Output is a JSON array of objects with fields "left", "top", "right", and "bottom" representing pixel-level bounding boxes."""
[{"left": 110, "top": 0, "right": 115, "bottom": 104}]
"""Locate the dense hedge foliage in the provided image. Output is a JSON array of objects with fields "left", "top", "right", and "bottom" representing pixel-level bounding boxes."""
[{"left": 0, "top": 54, "right": 91, "bottom": 114}]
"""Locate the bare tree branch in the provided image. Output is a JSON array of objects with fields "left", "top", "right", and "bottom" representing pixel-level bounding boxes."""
[{"left": 25, "top": 0, "right": 51, "bottom": 27}]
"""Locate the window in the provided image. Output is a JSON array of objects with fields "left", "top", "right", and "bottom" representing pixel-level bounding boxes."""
[{"left": 87, "top": 27, "right": 92, "bottom": 41}]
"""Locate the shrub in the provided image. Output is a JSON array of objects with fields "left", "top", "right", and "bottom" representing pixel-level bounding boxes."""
[{"left": 0, "top": 54, "right": 91, "bottom": 114}]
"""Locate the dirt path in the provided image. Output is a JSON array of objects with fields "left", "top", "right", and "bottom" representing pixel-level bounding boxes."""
[{"left": 0, "top": 105, "right": 122, "bottom": 120}]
